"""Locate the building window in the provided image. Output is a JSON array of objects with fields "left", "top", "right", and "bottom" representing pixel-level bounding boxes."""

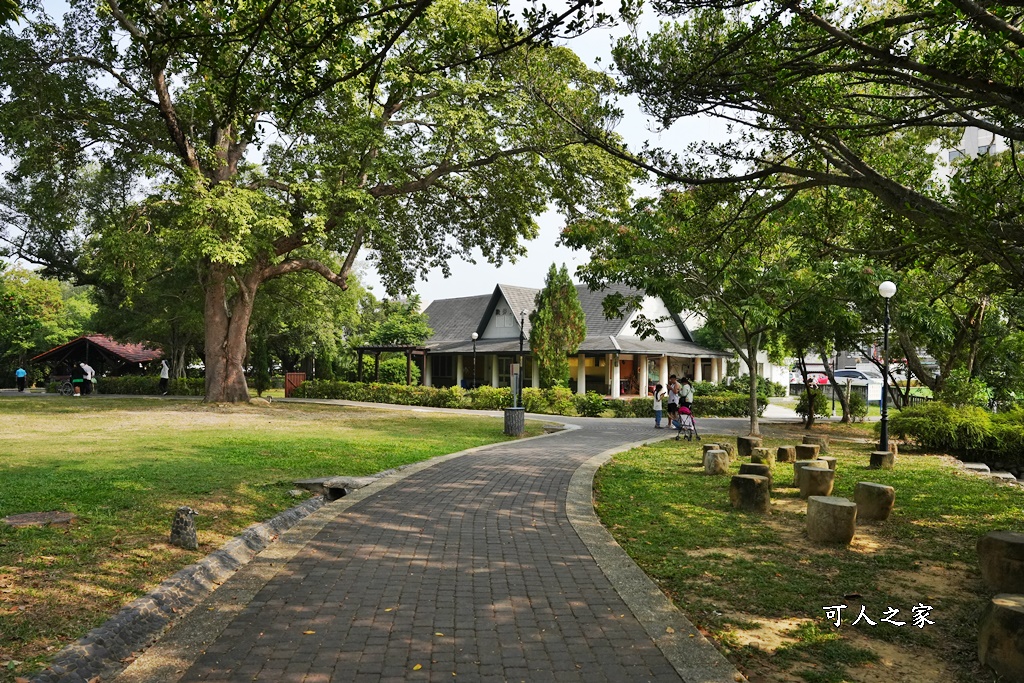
[
  {"left": 498, "top": 356, "right": 513, "bottom": 387},
  {"left": 431, "top": 355, "right": 454, "bottom": 384},
  {"left": 949, "top": 149, "right": 964, "bottom": 162},
  {"left": 494, "top": 307, "right": 513, "bottom": 328}
]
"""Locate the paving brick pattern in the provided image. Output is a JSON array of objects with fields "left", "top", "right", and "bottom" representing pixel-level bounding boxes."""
[{"left": 180, "top": 430, "right": 683, "bottom": 683}]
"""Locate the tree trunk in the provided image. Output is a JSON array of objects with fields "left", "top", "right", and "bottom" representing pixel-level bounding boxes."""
[
  {"left": 819, "top": 348, "right": 850, "bottom": 422},
  {"left": 745, "top": 343, "right": 760, "bottom": 436},
  {"left": 796, "top": 353, "right": 815, "bottom": 429},
  {"left": 203, "top": 266, "right": 256, "bottom": 403}
]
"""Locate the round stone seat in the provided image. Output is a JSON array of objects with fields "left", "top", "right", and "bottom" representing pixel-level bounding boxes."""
[
  {"left": 750, "top": 447, "right": 775, "bottom": 466},
  {"left": 803, "top": 435, "right": 830, "bottom": 453},
  {"left": 869, "top": 450, "right": 895, "bottom": 470},
  {"left": 817, "top": 456, "right": 837, "bottom": 471},
  {"left": 978, "top": 531, "right": 1024, "bottom": 594},
  {"left": 799, "top": 466, "right": 835, "bottom": 499},
  {"left": 978, "top": 594, "right": 1024, "bottom": 682},
  {"left": 702, "top": 443, "right": 721, "bottom": 455},
  {"left": 739, "top": 462, "right": 772, "bottom": 489},
  {"left": 729, "top": 474, "right": 771, "bottom": 513},
  {"left": 737, "top": 435, "right": 763, "bottom": 457},
  {"left": 776, "top": 446, "right": 797, "bottom": 463},
  {"left": 793, "top": 459, "right": 825, "bottom": 488},
  {"left": 806, "top": 496, "right": 857, "bottom": 545},
  {"left": 854, "top": 482, "right": 895, "bottom": 522},
  {"left": 704, "top": 450, "right": 729, "bottom": 475},
  {"left": 795, "top": 443, "right": 821, "bottom": 459}
]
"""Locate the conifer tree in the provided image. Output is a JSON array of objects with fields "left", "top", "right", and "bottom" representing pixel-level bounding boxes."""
[{"left": 529, "top": 264, "right": 586, "bottom": 388}]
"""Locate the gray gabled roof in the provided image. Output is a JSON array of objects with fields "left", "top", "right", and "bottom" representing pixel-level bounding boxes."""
[{"left": 421, "top": 294, "right": 491, "bottom": 342}]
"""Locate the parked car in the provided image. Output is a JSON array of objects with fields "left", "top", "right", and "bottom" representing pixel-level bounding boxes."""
[{"left": 833, "top": 369, "right": 883, "bottom": 402}]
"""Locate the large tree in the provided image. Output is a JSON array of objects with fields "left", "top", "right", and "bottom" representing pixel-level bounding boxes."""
[
  {"left": 0, "top": 0, "right": 634, "bottom": 402},
  {"left": 560, "top": 0, "right": 1024, "bottom": 288},
  {"left": 529, "top": 263, "right": 585, "bottom": 388}
]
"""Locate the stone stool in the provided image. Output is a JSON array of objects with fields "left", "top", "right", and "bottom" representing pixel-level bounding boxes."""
[
  {"left": 799, "top": 466, "right": 835, "bottom": 498},
  {"left": 170, "top": 506, "right": 198, "bottom": 550},
  {"left": 704, "top": 450, "right": 729, "bottom": 475},
  {"left": 806, "top": 496, "right": 857, "bottom": 545},
  {"left": 718, "top": 442, "right": 736, "bottom": 460},
  {"left": 730, "top": 475, "right": 771, "bottom": 513},
  {"left": 978, "top": 594, "right": 1024, "bottom": 682},
  {"left": 795, "top": 443, "right": 821, "bottom": 460},
  {"left": 737, "top": 435, "right": 763, "bottom": 457},
  {"left": 793, "top": 459, "right": 824, "bottom": 488},
  {"left": 869, "top": 450, "right": 895, "bottom": 470},
  {"left": 978, "top": 531, "right": 1024, "bottom": 594},
  {"left": 702, "top": 443, "right": 721, "bottom": 456},
  {"left": 751, "top": 447, "right": 775, "bottom": 466},
  {"left": 817, "top": 456, "right": 837, "bottom": 471},
  {"left": 739, "top": 462, "right": 773, "bottom": 490},
  {"left": 776, "top": 445, "right": 797, "bottom": 463},
  {"left": 854, "top": 482, "right": 895, "bottom": 522},
  {"left": 803, "top": 435, "right": 830, "bottom": 453}
]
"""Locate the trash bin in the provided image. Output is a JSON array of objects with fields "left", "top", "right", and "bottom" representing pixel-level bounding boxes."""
[{"left": 504, "top": 407, "right": 525, "bottom": 436}]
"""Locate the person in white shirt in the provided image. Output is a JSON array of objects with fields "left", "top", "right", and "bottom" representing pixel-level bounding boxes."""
[
  {"left": 159, "top": 360, "right": 170, "bottom": 395},
  {"left": 80, "top": 363, "right": 95, "bottom": 396},
  {"left": 680, "top": 376, "right": 694, "bottom": 410},
  {"left": 653, "top": 383, "right": 665, "bottom": 428}
]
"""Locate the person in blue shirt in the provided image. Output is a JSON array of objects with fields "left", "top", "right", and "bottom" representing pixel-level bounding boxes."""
[{"left": 15, "top": 367, "right": 27, "bottom": 392}]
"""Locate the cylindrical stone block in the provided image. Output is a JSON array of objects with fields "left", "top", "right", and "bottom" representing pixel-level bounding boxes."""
[
  {"left": 793, "top": 459, "right": 822, "bottom": 488},
  {"left": 737, "top": 435, "right": 762, "bottom": 457},
  {"left": 799, "top": 466, "right": 835, "bottom": 499},
  {"left": 978, "top": 531, "right": 1024, "bottom": 594},
  {"left": 503, "top": 407, "right": 525, "bottom": 436},
  {"left": 704, "top": 450, "right": 729, "bottom": 475},
  {"left": 702, "top": 443, "right": 721, "bottom": 456},
  {"left": 718, "top": 442, "right": 736, "bottom": 460},
  {"left": 817, "top": 456, "right": 837, "bottom": 471},
  {"left": 750, "top": 447, "right": 774, "bottom": 465},
  {"left": 869, "top": 450, "right": 895, "bottom": 470},
  {"left": 739, "top": 462, "right": 772, "bottom": 490},
  {"left": 806, "top": 496, "right": 857, "bottom": 545},
  {"left": 170, "top": 506, "right": 198, "bottom": 550},
  {"left": 776, "top": 446, "right": 797, "bottom": 463},
  {"left": 795, "top": 443, "right": 821, "bottom": 459},
  {"left": 803, "top": 435, "right": 830, "bottom": 453},
  {"left": 854, "top": 482, "right": 895, "bottom": 522},
  {"left": 978, "top": 594, "right": 1024, "bottom": 682},
  {"left": 729, "top": 474, "right": 771, "bottom": 513}
]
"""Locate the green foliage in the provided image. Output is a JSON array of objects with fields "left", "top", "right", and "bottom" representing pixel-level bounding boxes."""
[
  {"left": 529, "top": 264, "right": 586, "bottom": 388},
  {"left": 252, "top": 337, "right": 271, "bottom": 396},
  {"left": 694, "top": 393, "right": 767, "bottom": 418},
  {"left": 522, "top": 386, "right": 575, "bottom": 416},
  {"left": 365, "top": 297, "right": 432, "bottom": 347},
  {"left": 574, "top": 391, "right": 607, "bottom": 417},
  {"left": 885, "top": 403, "right": 1024, "bottom": 466},
  {"left": 607, "top": 399, "right": 632, "bottom": 418},
  {"left": 376, "top": 357, "right": 422, "bottom": 385},
  {"left": 628, "top": 397, "right": 654, "bottom": 418},
  {"left": 727, "top": 375, "right": 772, "bottom": 399},
  {"left": 936, "top": 368, "right": 991, "bottom": 408},
  {"left": 93, "top": 376, "right": 205, "bottom": 396},
  {"left": 796, "top": 388, "right": 831, "bottom": 423},
  {"left": 848, "top": 392, "right": 868, "bottom": 422}
]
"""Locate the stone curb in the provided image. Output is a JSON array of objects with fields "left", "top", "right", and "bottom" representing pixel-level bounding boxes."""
[{"left": 567, "top": 435, "right": 748, "bottom": 683}]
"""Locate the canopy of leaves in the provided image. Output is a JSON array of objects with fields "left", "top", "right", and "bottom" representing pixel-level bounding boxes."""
[{"left": 529, "top": 263, "right": 585, "bottom": 388}]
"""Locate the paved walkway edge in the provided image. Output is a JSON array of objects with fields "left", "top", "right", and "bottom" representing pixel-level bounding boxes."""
[
  {"left": 111, "top": 425, "right": 576, "bottom": 683},
  {"left": 567, "top": 440, "right": 747, "bottom": 683}
]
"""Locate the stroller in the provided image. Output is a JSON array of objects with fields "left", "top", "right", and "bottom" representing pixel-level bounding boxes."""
[{"left": 673, "top": 405, "right": 700, "bottom": 442}]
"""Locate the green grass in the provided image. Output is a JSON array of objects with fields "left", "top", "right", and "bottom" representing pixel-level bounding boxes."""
[
  {"left": 594, "top": 436, "right": 1024, "bottom": 682},
  {"left": 0, "top": 397, "right": 543, "bottom": 681}
]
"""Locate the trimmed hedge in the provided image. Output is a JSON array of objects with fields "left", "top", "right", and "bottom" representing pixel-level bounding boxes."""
[
  {"left": 888, "top": 402, "right": 1024, "bottom": 466},
  {"left": 93, "top": 376, "right": 205, "bottom": 396}
]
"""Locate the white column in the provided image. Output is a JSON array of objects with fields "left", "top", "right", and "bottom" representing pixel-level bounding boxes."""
[
  {"left": 611, "top": 356, "right": 621, "bottom": 399},
  {"left": 720, "top": 357, "right": 728, "bottom": 381},
  {"left": 532, "top": 359, "right": 539, "bottom": 388},
  {"left": 491, "top": 355, "right": 499, "bottom": 388},
  {"left": 693, "top": 356, "right": 703, "bottom": 382},
  {"left": 577, "top": 353, "right": 586, "bottom": 394},
  {"left": 456, "top": 356, "right": 464, "bottom": 388},
  {"left": 710, "top": 356, "right": 720, "bottom": 383},
  {"left": 660, "top": 355, "right": 669, "bottom": 385},
  {"left": 638, "top": 355, "right": 648, "bottom": 396},
  {"left": 424, "top": 356, "right": 432, "bottom": 387}
]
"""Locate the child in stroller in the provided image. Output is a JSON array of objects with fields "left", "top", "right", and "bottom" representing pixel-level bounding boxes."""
[{"left": 673, "top": 405, "right": 700, "bottom": 442}]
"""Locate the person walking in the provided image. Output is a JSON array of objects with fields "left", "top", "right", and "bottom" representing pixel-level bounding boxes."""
[
  {"left": 70, "top": 362, "right": 84, "bottom": 396},
  {"left": 653, "top": 383, "right": 665, "bottom": 428},
  {"left": 80, "top": 362, "right": 95, "bottom": 396},
  {"left": 680, "top": 376, "right": 694, "bottom": 411},
  {"left": 15, "top": 367, "right": 27, "bottom": 392},
  {"left": 159, "top": 360, "right": 170, "bottom": 395}
]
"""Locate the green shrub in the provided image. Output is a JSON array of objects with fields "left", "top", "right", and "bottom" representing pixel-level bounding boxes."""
[
  {"left": 692, "top": 393, "right": 766, "bottom": 417},
  {"left": 725, "top": 375, "right": 773, "bottom": 400},
  {"left": 522, "top": 388, "right": 550, "bottom": 414},
  {"left": 692, "top": 381, "right": 726, "bottom": 396},
  {"left": 848, "top": 391, "right": 868, "bottom": 421},
  {"left": 796, "top": 388, "right": 831, "bottom": 422},
  {"left": 937, "top": 368, "right": 991, "bottom": 408},
  {"left": 95, "top": 376, "right": 205, "bottom": 396},
  {"left": 574, "top": 391, "right": 606, "bottom": 417},
  {"left": 545, "top": 386, "right": 576, "bottom": 416},
  {"left": 377, "top": 356, "right": 422, "bottom": 385},
  {"left": 888, "top": 402, "right": 993, "bottom": 451},
  {"left": 630, "top": 397, "right": 655, "bottom": 418},
  {"left": 465, "top": 385, "right": 513, "bottom": 410},
  {"left": 607, "top": 399, "right": 632, "bottom": 418}
]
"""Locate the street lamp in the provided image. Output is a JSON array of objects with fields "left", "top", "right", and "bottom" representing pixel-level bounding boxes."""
[
  {"left": 471, "top": 332, "right": 478, "bottom": 390},
  {"left": 878, "top": 280, "right": 897, "bottom": 453},
  {"left": 518, "top": 309, "right": 527, "bottom": 407}
]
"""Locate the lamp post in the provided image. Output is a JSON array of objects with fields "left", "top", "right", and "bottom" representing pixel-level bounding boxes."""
[
  {"left": 471, "top": 332, "right": 478, "bottom": 390},
  {"left": 518, "top": 309, "right": 527, "bottom": 407},
  {"left": 878, "top": 280, "right": 897, "bottom": 453}
]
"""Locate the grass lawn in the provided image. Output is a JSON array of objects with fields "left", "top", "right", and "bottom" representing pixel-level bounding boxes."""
[
  {"left": 0, "top": 397, "right": 542, "bottom": 681},
  {"left": 594, "top": 436, "right": 1024, "bottom": 683}
]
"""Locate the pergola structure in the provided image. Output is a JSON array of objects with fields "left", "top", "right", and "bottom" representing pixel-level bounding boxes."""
[
  {"left": 353, "top": 345, "right": 430, "bottom": 385},
  {"left": 31, "top": 334, "right": 163, "bottom": 377}
]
